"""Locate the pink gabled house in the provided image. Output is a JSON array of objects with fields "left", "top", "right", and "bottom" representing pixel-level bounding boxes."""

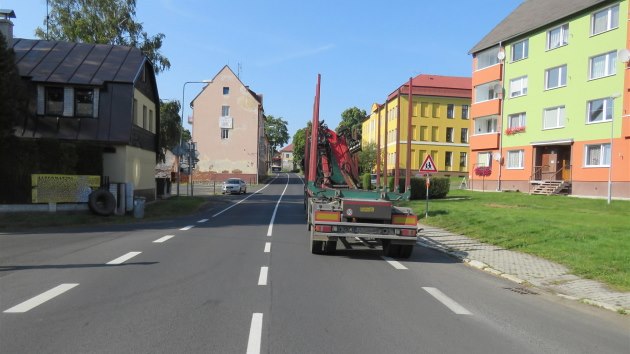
[{"left": 190, "top": 66, "right": 268, "bottom": 184}]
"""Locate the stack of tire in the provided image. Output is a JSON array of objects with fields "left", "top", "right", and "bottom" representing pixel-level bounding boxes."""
[{"left": 88, "top": 189, "right": 116, "bottom": 216}]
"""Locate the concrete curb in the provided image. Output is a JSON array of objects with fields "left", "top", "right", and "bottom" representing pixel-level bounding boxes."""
[{"left": 416, "top": 239, "right": 625, "bottom": 314}]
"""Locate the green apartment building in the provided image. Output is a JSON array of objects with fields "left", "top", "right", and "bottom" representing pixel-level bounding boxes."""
[{"left": 470, "top": 0, "right": 630, "bottom": 199}]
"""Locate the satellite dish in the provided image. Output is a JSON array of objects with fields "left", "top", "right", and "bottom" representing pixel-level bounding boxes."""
[
  {"left": 497, "top": 51, "right": 506, "bottom": 61},
  {"left": 619, "top": 49, "right": 630, "bottom": 63},
  {"left": 493, "top": 152, "right": 502, "bottom": 161}
]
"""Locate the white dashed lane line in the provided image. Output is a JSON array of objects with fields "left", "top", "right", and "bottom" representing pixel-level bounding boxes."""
[
  {"left": 4, "top": 283, "right": 79, "bottom": 313},
  {"left": 246, "top": 313, "right": 263, "bottom": 354},
  {"left": 153, "top": 235, "right": 174, "bottom": 243},
  {"left": 180, "top": 225, "right": 195, "bottom": 231},
  {"left": 423, "top": 287, "right": 472, "bottom": 315},
  {"left": 264, "top": 242, "right": 271, "bottom": 253},
  {"left": 381, "top": 256, "right": 408, "bottom": 270},
  {"left": 197, "top": 219, "right": 209, "bottom": 223},
  {"left": 106, "top": 252, "right": 142, "bottom": 265},
  {"left": 258, "top": 267, "right": 268, "bottom": 286}
]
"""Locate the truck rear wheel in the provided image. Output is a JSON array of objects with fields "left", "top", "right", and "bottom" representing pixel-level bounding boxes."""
[
  {"left": 398, "top": 245, "right": 414, "bottom": 259},
  {"left": 382, "top": 240, "right": 401, "bottom": 258},
  {"left": 311, "top": 240, "right": 324, "bottom": 254},
  {"left": 324, "top": 240, "right": 337, "bottom": 254}
]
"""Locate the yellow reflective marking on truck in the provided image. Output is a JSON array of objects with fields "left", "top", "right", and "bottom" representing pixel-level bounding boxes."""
[
  {"left": 392, "top": 215, "right": 418, "bottom": 225},
  {"left": 359, "top": 207, "right": 375, "bottom": 213},
  {"left": 314, "top": 211, "right": 340, "bottom": 222}
]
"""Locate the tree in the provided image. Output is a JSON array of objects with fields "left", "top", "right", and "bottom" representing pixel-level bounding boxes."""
[
  {"left": 35, "top": 0, "right": 170, "bottom": 74},
  {"left": 159, "top": 100, "right": 191, "bottom": 162},
  {"left": 291, "top": 123, "right": 311, "bottom": 171},
  {"left": 358, "top": 142, "right": 377, "bottom": 174},
  {"left": 265, "top": 115, "right": 289, "bottom": 152},
  {"left": 336, "top": 106, "right": 366, "bottom": 135},
  {"left": 0, "top": 32, "right": 27, "bottom": 147}
]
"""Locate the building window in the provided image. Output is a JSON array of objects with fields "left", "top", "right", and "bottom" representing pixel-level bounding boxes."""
[
  {"left": 445, "top": 151, "right": 452, "bottom": 167},
  {"left": 149, "top": 109, "right": 154, "bottom": 132},
  {"left": 589, "top": 51, "right": 617, "bottom": 80},
  {"left": 474, "top": 116, "right": 498, "bottom": 134},
  {"left": 508, "top": 112, "right": 526, "bottom": 129},
  {"left": 221, "top": 128, "right": 229, "bottom": 139},
  {"left": 75, "top": 88, "right": 94, "bottom": 117},
  {"left": 547, "top": 24, "right": 569, "bottom": 50},
  {"left": 591, "top": 4, "right": 619, "bottom": 36},
  {"left": 587, "top": 98, "right": 613, "bottom": 123},
  {"left": 509, "top": 76, "right": 528, "bottom": 98},
  {"left": 431, "top": 127, "right": 439, "bottom": 142},
  {"left": 545, "top": 65, "right": 567, "bottom": 90},
  {"left": 585, "top": 144, "right": 610, "bottom": 166},
  {"left": 460, "top": 152, "right": 467, "bottom": 167},
  {"left": 543, "top": 106, "right": 565, "bottom": 129},
  {"left": 223, "top": 87, "right": 230, "bottom": 95},
  {"left": 142, "top": 105, "right": 147, "bottom": 129},
  {"left": 432, "top": 103, "right": 440, "bottom": 118},
  {"left": 461, "top": 105, "right": 469, "bottom": 119},
  {"left": 476, "top": 46, "right": 500, "bottom": 70},
  {"left": 285, "top": 153, "right": 290, "bottom": 158},
  {"left": 420, "top": 126, "right": 428, "bottom": 141},
  {"left": 507, "top": 150, "right": 524, "bottom": 169},
  {"left": 133, "top": 99, "right": 138, "bottom": 125},
  {"left": 477, "top": 152, "right": 492, "bottom": 167},
  {"left": 447, "top": 104, "right": 454, "bottom": 118},
  {"left": 46, "top": 87, "right": 64, "bottom": 115},
  {"left": 511, "top": 39, "right": 528, "bottom": 61},
  {"left": 221, "top": 105, "right": 230, "bottom": 116},
  {"left": 421, "top": 102, "right": 429, "bottom": 117},
  {"left": 475, "top": 81, "right": 500, "bottom": 103},
  {"left": 446, "top": 127, "right": 454, "bottom": 142},
  {"left": 460, "top": 128, "right": 469, "bottom": 143}
]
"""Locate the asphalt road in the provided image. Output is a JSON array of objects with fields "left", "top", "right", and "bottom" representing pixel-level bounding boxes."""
[{"left": 1, "top": 173, "right": 628, "bottom": 353}]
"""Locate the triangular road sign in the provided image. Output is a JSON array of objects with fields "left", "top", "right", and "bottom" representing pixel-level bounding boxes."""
[{"left": 419, "top": 155, "right": 438, "bottom": 173}]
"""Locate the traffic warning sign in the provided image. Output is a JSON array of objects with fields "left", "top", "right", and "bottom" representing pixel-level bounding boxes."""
[{"left": 419, "top": 155, "right": 437, "bottom": 173}]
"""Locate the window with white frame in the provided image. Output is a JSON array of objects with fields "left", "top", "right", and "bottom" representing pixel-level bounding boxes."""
[
  {"left": 75, "top": 88, "right": 94, "bottom": 117},
  {"left": 591, "top": 4, "right": 619, "bottom": 36},
  {"left": 445, "top": 151, "right": 452, "bottom": 167},
  {"left": 447, "top": 104, "right": 454, "bottom": 118},
  {"left": 46, "top": 87, "right": 64, "bottom": 115},
  {"left": 474, "top": 116, "right": 498, "bottom": 134},
  {"left": 547, "top": 24, "right": 569, "bottom": 50},
  {"left": 474, "top": 81, "right": 500, "bottom": 103},
  {"left": 507, "top": 150, "right": 524, "bottom": 169},
  {"left": 477, "top": 152, "right": 492, "bottom": 167},
  {"left": 460, "top": 152, "right": 467, "bottom": 167},
  {"left": 221, "top": 105, "right": 230, "bottom": 116},
  {"left": 587, "top": 97, "right": 613, "bottom": 123},
  {"left": 446, "top": 127, "right": 454, "bottom": 142},
  {"left": 589, "top": 51, "right": 617, "bottom": 80},
  {"left": 476, "top": 46, "right": 500, "bottom": 70},
  {"left": 585, "top": 143, "right": 610, "bottom": 166},
  {"left": 511, "top": 39, "right": 528, "bottom": 61},
  {"left": 461, "top": 105, "right": 469, "bottom": 119},
  {"left": 509, "top": 76, "right": 528, "bottom": 97},
  {"left": 461, "top": 128, "right": 469, "bottom": 143},
  {"left": 508, "top": 112, "right": 526, "bottom": 128},
  {"left": 543, "top": 106, "right": 565, "bottom": 129},
  {"left": 545, "top": 65, "right": 567, "bottom": 89}
]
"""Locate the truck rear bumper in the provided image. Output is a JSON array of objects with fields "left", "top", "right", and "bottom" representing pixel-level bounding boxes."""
[{"left": 311, "top": 233, "right": 417, "bottom": 245}]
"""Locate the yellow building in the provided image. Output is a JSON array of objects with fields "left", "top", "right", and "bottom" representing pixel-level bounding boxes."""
[{"left": 362, "top": 75, "right": 472, "bottom": 179}]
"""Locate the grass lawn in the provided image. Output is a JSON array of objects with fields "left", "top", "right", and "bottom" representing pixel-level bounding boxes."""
[
  {"left": 0, "top": 197, "right": 209, "bottom": 231},
  {"left": 406, "top": 190, "right": 630, "bottom": 292}
]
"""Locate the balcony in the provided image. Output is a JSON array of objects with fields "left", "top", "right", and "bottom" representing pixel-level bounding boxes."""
[
  {"left": 470, "top": 132, "right": 500, "bottom": 151},
  {"left": 471, "top": 99, "right": 501, "bottom": 118},
  {"left": 623, "top": 115, "right": 630, "bottom": 138},
  {"left": 472, "top": 64, "right": 502, "bottom": 87}
]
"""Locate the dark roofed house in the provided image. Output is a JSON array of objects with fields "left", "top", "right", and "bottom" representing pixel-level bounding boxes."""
[{"left": 2, "top": 11, "right": 160, "bottom": 203}]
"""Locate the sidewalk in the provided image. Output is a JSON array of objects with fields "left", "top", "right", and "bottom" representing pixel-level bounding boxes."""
[{"left": 417, "top": 223, "right": 630, "bottom": 313}]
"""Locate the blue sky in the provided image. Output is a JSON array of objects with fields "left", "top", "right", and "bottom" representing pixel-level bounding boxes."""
[{"left": 4, "top": 0, "right": 522, "bottom": 146}]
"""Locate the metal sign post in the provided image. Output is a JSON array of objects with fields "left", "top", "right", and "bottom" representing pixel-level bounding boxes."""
[
  {"left": 425, "top": 175, "right": 430, "bottom": 218},
  {"left": 419, "top": 155, "right": 437, "bottom": 219}
]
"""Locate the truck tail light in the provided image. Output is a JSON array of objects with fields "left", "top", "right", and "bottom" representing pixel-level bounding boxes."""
[
  {"left": 400, "top": 229, "right": 416, "bottom": 237},
  {"left": 314, "top": 210, "right": 340, "bottom": 222},
  {"left": 315, "top": 225, "right": 333, "bottom": 232},
  {"left": 392, "top": 214, "right": 418, "bottom": 226}
]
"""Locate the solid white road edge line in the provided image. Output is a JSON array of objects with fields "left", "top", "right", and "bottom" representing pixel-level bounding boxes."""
[
  {"left": 212, "top": 176, "right": 278, "bottom": 218},
  {"left": 264, "top": 242, "right": 271, "bottom": 253},
  {"left": 381, "top": 256, "right": 408, "bottom": 270},
  {"left": 153, "top": 235, "right": 174, "bottom": 243},
  {"left": 258, "top": 267, "right": 269, "bottom": 286},
  {"left": 246, "top": 313, "right": 263, "bottom": 354},
  {"left": 266, "top": 173, "right": 290, "bottom": 236},
  {"left": 422, "top": 287, "right": 472, "bottom": 315},
  {"left": 106, "top": 251, "right": 142, "bottom": 265},
  {"left": 197, "top": 218, "right": 209, "bottom": 223},
  {"left": 180, "top": 225, "right": 195, "bottom": 231},
  {"left": 4, "top": 283, "right": 79, "bottom": 313}
]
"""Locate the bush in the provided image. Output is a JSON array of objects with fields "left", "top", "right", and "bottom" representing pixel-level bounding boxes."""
[
  {"left": 389, "top": 177, "right": 450, "bottom": 200},
  {"left": 361, "top": 173, "right": 371, "bottom": 189}
]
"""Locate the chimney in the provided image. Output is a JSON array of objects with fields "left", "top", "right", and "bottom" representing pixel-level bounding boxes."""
[{"left": 0, "top": 9, "right": 16, "bottom": 47}]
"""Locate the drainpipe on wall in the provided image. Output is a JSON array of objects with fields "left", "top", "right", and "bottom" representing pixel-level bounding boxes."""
[{"left": 497, "top": 42, "right": 505, "bottom": 192}]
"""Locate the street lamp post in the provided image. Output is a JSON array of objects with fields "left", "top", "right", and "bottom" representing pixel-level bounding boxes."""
[{"left": 178, "top": 80, "right": 210, "bottom": 196}]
